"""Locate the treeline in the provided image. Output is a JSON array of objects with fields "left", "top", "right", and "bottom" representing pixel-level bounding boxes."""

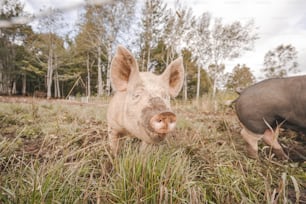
[{"left": 0, "top": 0, "right": 299, "bottom": 99}]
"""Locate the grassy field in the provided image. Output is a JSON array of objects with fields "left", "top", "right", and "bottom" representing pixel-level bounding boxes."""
[{"left": 0, "top": 96, "right": 305, "bottom": 203}]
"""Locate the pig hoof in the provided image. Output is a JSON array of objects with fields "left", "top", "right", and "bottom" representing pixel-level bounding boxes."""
[
  {"left": 246, "top": 146, "right": 259, "bottom": 159},
  {"left": 273, "top": 149, "right": 289, "bottom": 160}
]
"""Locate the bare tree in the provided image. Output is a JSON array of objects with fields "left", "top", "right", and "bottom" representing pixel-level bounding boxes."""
[
  {"left": 138, "top": 0, "right": 167, "bottom": 71},
  {"left": 262, "top": 44, "right": 299, "bottom": 78},
  {"left": 79, "top": 0, "right": 136, "bottom": 96},
  {"left": 186, "top": 12, "right": 210, "bottom": 100},
  {"left": 209, "top": 18, "right": 257, "bottom": 98},
  {"left": 37, "top": 7, "right": 66, "bottom": 99},
  {"left": 163, "top": 1, "right": 194, "bottom": 63},
  {"left": 187, "top": 15, "right": 257, "bottom": 99}
]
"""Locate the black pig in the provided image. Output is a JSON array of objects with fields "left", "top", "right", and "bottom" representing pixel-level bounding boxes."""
[{"left": 235, "top": 75, "right": 306, "bottom": 159}]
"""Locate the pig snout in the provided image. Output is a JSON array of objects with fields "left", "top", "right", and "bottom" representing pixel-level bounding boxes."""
[
  {"left": 149, "top": 111, "right": 176, "bottom": 134},
  {"left": 141, "top": 97, "right": 177, "bottom": 141}
]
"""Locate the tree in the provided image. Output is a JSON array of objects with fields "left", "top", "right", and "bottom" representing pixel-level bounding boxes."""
[
  {"left": 30, "top": 32, "right": 66, "bottom": 98},
  {"left": 0, "top": 0, "right": 32, "bottom": 95},
  {"left": 77, "top": 0, "right": 136, "bottom": 96},
  {"left": 207, "top": 63, "right": 226, "bottom": 93},
  {"left": 138, "top": 0, "right": 167, "bottom": 71},
  {"left": 181, "top": 49, "right": 211, "bottom": 99},
  {"left": 262, "top": 44, "right": 299, "bottom": 78},
  {"left": 186, "top": 12, "right": 210, "bottom": 100},
  {"left": 163, "top": 1, "right": 194, "bottom": 63},
  {"left": 78, "top": 4, "right": 107, "bottom": 96},
  {"left": 36, "top": 6, "right": 66, "bottom": 99},
  {"left": 209, "top": 18, "right": 257, "bottom": 98},
  {"left": 15, "top": 29, "right": 34, "bottom": 96},
  {"left": 187, "top": 14, "right": 257, "bottom": 99},
  {"left": 74, "top": 10, "right": 102, "bottom": 98},
  {"left": 226, "top": 64, "right": 255, "bottom": 91}
]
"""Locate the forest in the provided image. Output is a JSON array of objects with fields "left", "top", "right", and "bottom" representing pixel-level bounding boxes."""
[
  {"left": 0, "top": 0, "right": 298, "bottom": 99},
  {"left": 0, "top": 0, "right": 299, "bottom": 100}
]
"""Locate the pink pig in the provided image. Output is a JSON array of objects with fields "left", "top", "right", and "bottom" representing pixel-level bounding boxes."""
[{"left": 107, "top": 46, "right": 184, "bottom": 155}]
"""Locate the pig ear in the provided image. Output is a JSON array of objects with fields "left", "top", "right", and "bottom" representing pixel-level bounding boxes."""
[
  {"left": 161, "top": 57, "right": 184, "bottom": 97},
  {"left": 110, "top": 45, "right": 139, "bottom": 91}
]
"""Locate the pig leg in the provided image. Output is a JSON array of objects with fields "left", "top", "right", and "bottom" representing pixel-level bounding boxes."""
[
  {"left": 108, "top": 127, "right": 121, "bottom": 156},
  {"left": 241, "top": 127, "right": 262, "bottom": 159},
  {"left": 262, "top": 129, "right": 288, "bottom": 160},
  {"left": 139, "top": 141, "right": 155, "bottom": 153}
]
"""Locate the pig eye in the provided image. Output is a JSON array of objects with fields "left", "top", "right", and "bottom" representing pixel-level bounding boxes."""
[
  {"left": 132, "top": 92, "right": 141, "bottom": 100},
  {"left": 161, "top": 93, "right": 170, "bottom": 100}
]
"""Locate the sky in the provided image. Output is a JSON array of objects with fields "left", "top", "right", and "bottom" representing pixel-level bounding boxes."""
[
  {"left": 20, "top": 0, "right": 306, "bottom": 79},
  {"left": 181, "top": 0, "right": 306, "bottom": 78}
]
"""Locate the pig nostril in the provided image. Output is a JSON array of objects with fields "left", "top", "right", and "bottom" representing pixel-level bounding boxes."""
[{"left": 150, "top": 111, "right": 176, "bottom": 134}]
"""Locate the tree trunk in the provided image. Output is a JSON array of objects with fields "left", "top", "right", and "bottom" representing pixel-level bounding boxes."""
[
  {"left": 106, "top": 44, "right": 112, "bottom": 96},
  {"left": 47, "top": 46, "right": 53, "bottom": 99},
  {"left": 12, "top": 80, "right": 16, "bottom": 95},
  {"left": 212, "top": 60, "right": 218, "bottom": 112},
  {"left": 53, "top": 73, "right": 57, "bottom": 98},
  {"left": 53, "top": 55, "right": 60, "bottom": 98},
  {"left": 86, "top": 52, "right": 91, "bottom": 98},
  {"left": 0, "top": 75, "right": 2, "bottom": 94},
  {"left": 166, "top": 49, "right": 170, "bottom": 66},
  {"left": 183, "top": 63, "right": 188, "bottom": 100},
  {"left": 212, "top": 78, "right": 217, "bottom": 99},
  {"left": 146, "top": 44, "right": 151, "bottom": 71},
  {"left": 0, "top": 67, "right": 2, "bottom": 94},
  {"left": 56, "top": 77, "right": 60, "bottom": 97},
  {"left": 97, "top": 46, "right": 103, "bottom": 96},
  {"left": 141, "top": 52, "right": 145, "bottom": 72},
  {"left": 56, "top": 56, "right": 61, "bottom": 98},
  {"left": 212, "top": 63, "right": 218, "bottom": 99},
  {"left": 196, "top": 66, "right": 201, "bottom": 100},
  {"left": 54, "top": 69, "right": 60, "bottom": 98},
  {"left": 22, "top": 73, "right": 26, "bottom": 96}
]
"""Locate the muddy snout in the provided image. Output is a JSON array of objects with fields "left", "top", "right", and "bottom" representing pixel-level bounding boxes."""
[{"left": 149, "top": 111, "right": 177, "bottom": 134}]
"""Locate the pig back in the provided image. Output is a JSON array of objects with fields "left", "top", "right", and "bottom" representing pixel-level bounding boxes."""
[{"left": 235, "top": 76, "right": 306, "bottom": 134}]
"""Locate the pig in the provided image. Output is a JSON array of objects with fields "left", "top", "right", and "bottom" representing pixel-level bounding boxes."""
[
  {"left": 235, "top": 75, "right": 306, "bottom": 160},
  {"left": 107, "top": 46, "right": 184, "bottom": 155}
]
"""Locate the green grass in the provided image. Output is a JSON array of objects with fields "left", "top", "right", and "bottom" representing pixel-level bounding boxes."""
[{"left": 0, "top": 97, "right": 305, "bottom": 203}]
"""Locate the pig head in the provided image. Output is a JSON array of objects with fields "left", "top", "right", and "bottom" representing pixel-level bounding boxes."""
[
  {"left": 235, "top": 75, "right": 306, "bottom": 160},
  {"left": 107, "top": 46, "right": 184, "bottom": 155}
]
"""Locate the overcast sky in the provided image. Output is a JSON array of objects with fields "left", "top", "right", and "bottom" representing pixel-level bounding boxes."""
[
  {"left": 21, "top": 0, "right": 306, "bottom": 79},
  {"left": 183, "top": 0, "right": 306, "bottom": 78}
]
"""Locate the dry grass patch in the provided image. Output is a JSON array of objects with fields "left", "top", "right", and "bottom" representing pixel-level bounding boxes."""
[{"left": 0, "top": 97, "right": 305, "bottom": 203}]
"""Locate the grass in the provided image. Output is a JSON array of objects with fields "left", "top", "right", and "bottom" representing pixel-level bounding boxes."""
[{"left": 0, "top": 96, "right": 305, "bottom": 203}]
